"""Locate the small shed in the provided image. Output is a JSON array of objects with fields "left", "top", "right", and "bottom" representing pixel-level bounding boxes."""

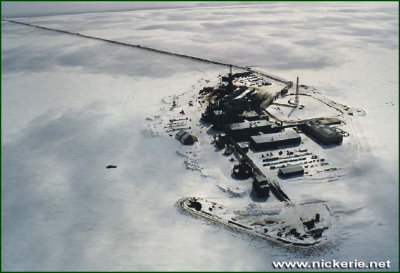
[
  {"left": 175, "top": 130, "right": 198, "bottom": 145},
  {"left": 237, "top": 142, "right": 249, "bottom": 153},
  {"left": 278, "top": 165, "right": 304, "bottom": 178}
]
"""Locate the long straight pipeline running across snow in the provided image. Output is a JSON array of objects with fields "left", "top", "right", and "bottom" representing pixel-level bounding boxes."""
[
  {"left": 3, "top": 18, "right": 293, "bottom": 204},
  {"left": 2, "top": 18, "right": 289, "bottom": 84}
]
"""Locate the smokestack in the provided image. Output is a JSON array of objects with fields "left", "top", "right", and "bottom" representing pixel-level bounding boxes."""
[
  {"left": 295, "top": 76, "right": 299, "bottom": 107},
  {"left": 227, "top": 65, "right": 233, "bottom": 92}
]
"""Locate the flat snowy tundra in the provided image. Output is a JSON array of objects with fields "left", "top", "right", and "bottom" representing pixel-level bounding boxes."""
[{"left": 2, "top": 1, "right": 398, "bottom": 271}]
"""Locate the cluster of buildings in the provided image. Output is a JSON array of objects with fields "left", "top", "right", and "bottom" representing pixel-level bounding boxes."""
[
  {"left": 200, "top": 71, "right": 309, "bottom": 198},
  {"left": 204, "top": 99, "right": 303, "bottom": 154},
  {"left": 202, "top": 71, "right": 303, "bottom": 155},
  {"left": 182, "top": 70, "right": 344, "bottom": 200}
]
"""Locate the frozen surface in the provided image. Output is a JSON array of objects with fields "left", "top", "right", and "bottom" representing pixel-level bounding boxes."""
[
  {"left": 2, "top": 1, "right": 398, "bottom": 271},
  {"left": 179, "top": 197, "right": 332, "bottom": 246},
  {"left": 268, "top": 94, "right": 342, "bottom": 121}
]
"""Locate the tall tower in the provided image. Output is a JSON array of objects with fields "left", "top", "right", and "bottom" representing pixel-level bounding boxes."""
[
  {"left": 295, "top": 76, "right": 299, "bottom": 107},
  {"left": 227, "top": 65, "right": 234, "bottom": 93}
]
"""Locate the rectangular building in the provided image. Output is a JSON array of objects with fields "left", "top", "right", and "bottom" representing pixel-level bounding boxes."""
[
  {"left": 252, "top": 173, "right": 270, "bottom": 198},
  {"left": 222, "top": 98, "right": 250, "bottom": 115},
  {"left": 301, "top": 121, "right": 343, "bottom": 145},
  {"left": 212, "top": 110, "right": 228, "bottom": 131},
  {"left": 278, "top": 165, "right": 304, "bottom": 178},
  {"left": 250, "top": 131, "right": 301, "bottom": 151},
  {"left": 226, "top": 120, "right": 282, "bottom": 141}
]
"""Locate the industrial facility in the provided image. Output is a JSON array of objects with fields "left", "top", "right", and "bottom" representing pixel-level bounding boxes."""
[
  {"left": 278, "top": 165, "right": 305, "bottom": 178},
  {"left": 188, "top": 69, "right": 344, "bottom": 200},
  {"left": 226, "top": 120, "right": 282, "bottom": 141},
  {"left": 252, "top": 173, "right": 270, "bottom": 198},
  {"left": 250, "top": 131, "right": 301, "bottom": 151},
  {"left": 301, "top": 121, "right": 343, "bottom": 145}
]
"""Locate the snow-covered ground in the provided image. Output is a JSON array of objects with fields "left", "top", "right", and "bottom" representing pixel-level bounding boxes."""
[
  {"left": 2, "top": 1, "right": 398, "bottom": 271},
  {"left": 268, "top": 94, "right": 342, "bottom": 121}
]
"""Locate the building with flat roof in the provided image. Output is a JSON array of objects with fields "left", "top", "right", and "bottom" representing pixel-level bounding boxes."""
[
  {"left": 252, "top": 173, "right": 270, "bottom": 198},
  {"left": 301, "top": 121, "right": 343, "bottom": 145},
  {"left": 226, "top": 120, "right": 282, "bottom": 141},
  {"left": 237, "top": 142, "right": 249, "bottom": 152},
  {"left": 240, "top": 111, "right": 261, "bottom": 121},
  {"left": 221, "top": 98, "right": 250, "bottom": 115},
  {"left": 278, "top": 165, "right": 304, "bottom": 178},
  {"left": 250, "top": 131, "right": 301, "bottom": 151}
]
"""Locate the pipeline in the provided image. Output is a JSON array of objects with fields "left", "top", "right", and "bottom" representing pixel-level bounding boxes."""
[
  {"left": 2, "top": 18, "right": 289, "bottom": 84},
  {"left": 3, "top": 17, "right": 292, "bottom": 203}
]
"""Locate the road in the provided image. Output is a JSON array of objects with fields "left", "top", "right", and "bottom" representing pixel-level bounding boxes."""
[{"left": 2, "top": 18, "right": 289, "bottom": 85}]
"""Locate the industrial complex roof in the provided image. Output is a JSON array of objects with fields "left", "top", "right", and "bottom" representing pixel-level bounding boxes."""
[
  {"left": 304, "top": 122, "right": 341, "bottom": 139},
  {"left": 251, "top": 131, "right": 300, "bottom": 144},
  {"left": 278, "top": 165, "right": 304, "bottom": 175},
  {"left": 228, "top": 120, "right": 272, "bottom": 131}
]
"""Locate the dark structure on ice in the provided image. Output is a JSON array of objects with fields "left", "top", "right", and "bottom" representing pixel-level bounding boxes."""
[
  {"left": 301, "top": 121, "right": 343, "bottom": 145},
  {"left": 250, "top": 131, "right": 301, "bottom": 151},
  {"left": 232, "top": 159, "right": 253, "bottom": 179},
  {"left": 278, "top": 165, "right": 304, "bottom": 178},
  {"left": 226, "top": 120, "right": 282, "bottom": 141},
  {"left": 200, "top": 70, "right": 293, "bottom": 202},
  {"left": 252, "top": 173, "right": 270, "bottom": 198},
  {"left": 175, "top": 130, "right": 198, "bottom": 145}
]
